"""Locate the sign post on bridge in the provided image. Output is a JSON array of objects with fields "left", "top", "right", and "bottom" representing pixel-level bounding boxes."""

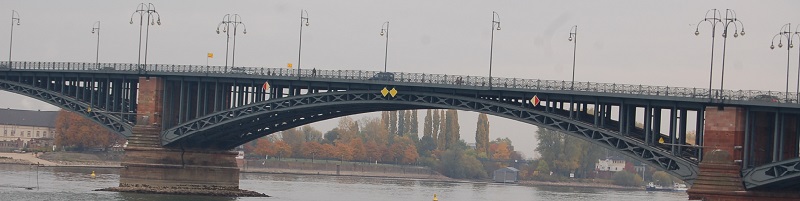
[{"left": 531, "top": 95, "right": 540, "bottom": 107}]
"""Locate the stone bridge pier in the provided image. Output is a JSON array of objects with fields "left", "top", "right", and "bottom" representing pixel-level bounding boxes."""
[
  {"left": 688, "top": 106, "right": 799, "bottom": 201},
  {"left": 115, "top": 77, "right": 250, "bottom": 195}
]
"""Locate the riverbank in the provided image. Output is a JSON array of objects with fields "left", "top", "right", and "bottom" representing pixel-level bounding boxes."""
[
  {"left": 242, "top": 159, "right": 451, "bottom": 180},
  {"left": 519, "top": 179, "right": 643, "bottom": 190},
  {"left": 0, "top": 152, "right": 121, "bottom": 167}
]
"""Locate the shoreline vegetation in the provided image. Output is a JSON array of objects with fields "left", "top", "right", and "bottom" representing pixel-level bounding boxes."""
[{"left": 0, "top": 152, "right": 641, "bottom": 191}]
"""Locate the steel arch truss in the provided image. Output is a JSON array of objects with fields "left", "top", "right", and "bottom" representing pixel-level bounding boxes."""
[
  {"left": 163, "top": 90, "right": 698, "bottom": 182},
  {"left": 742, "top": 158, "right": 800, "bottom": 189},
  {"left": 0, "top": 79, "right": 133, "bottom": 137}
]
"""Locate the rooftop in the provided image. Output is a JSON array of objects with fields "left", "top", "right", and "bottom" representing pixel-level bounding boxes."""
[{"left": 0, "top": 109, "right": 58, "bottom": 128}]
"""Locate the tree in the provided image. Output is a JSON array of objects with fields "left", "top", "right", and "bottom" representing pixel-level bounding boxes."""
[
  {"left": 418, "top": 135, "right": 437, "bottom": 157},
  {"left": 437, "top": 110, "right": 447, "bottom": 150},
  {"left": 397, "top": 110, "right": 405, "bottom": 136},
  {"left": 536, "top": 128, "right": 563, "bottom": 164},
  {"left": 364, "top": 140, "right": 383, "bottom": 162},
  {"left": 475, "top": 113, "right": 490, "bottom": 156},
  {"left": 349, "top": 138, "right": 366, "bottom": 161},
  {"left": 55, "top": 110, "right": 124, "bottom": 150},
  {"left": 442, "top": 109, "right": 460, "bottom": 150},
  {"left": 281, "top": 128, "right": 305, "bottom": 155},
  {"left": 491, "top": 141, "right": 511, "bottom": 160},
  {"left": 301, "top": 141, "right": 324, "bottom": 160},
  {"left": 320, "top": 143, "right": 337, "bottom": 159},
  {"left": 336, "top": 141, "right": 354, "bottom": 161},
  {"left": 323, "top": 128, "right": 340, "bottom": 144},
  {"left": 253, "top": 137, "right": 274, "bottom": 157},
  {"left": 336, "top": 117, "right": 358, "bottom": 142},
  {"left": 301, "top": 125, "right": 323, "bottom": 142},
  {"left": 389, "top": 110, "right": 398, "bottom": 136},
  {"left": 613, "top": 171, "right": 644, "bottom": 187},
  {"left": 423, "top": 110, "right": 433, "bottom": 138},
  {"left": 273, "top": 140, "right": 293, "bottom": 159},
  {"left": 432, "top": 109, "right": 441, "bottom": 147},
  {"left": 410, "top": 110, "right": 419, "bottom": 136},
  {"left": 652, "top": 171, "right": 675, "bottom": 187},
  {"left": 361, "top": 117, "right": 389, "bottom": 146}
]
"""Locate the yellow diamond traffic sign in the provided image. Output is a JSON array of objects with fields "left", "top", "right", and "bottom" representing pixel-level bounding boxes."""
[
  {"left": 381, "top": 87, "right": 389, "bottom": 97},
  {"left": 389, "top": 87, "right": 398, "bottom": 97},
  {"left": 658, "top": 137, "right": 665, "bottom": 144},
  {"left": 87, "top": 107, "right": 92, "bottom": 112}
]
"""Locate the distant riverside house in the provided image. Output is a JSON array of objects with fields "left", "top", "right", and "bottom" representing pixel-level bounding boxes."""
[
  {"left": 493, "top": 167, "right": 519, "bottom": 183},
  {"left": 595, "top": 156, "right": 627, "bottom": 179},
  {"left": 0, "top": 109, "right": 58, "bottom": 151}
]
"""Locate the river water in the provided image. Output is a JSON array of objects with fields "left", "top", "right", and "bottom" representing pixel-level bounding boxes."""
[{"left": 0, "top": 164, "right": 687, "bottom": 201}]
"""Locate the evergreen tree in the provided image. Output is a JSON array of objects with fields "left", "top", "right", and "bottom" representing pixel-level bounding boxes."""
[
  {"left": 381, "top": 111, "right": 390, "bottom": 131},
  {"left": 437, "top": 110, "right": 447, "bottom": 150},
  {"left": 475, "top": 113, "right": 490, "bottom": 156},
  {"left": 423, "top": 110, "right": 433, "bottom": 138},
  {"left": 411, "top": 110, "right": 419, "bottom": 135},
  {"left": 404, "top": 110, "right": 413, "bottom": 136},
  {"left": 389, "top": 110, "right": 398, "bottom": 136},
  {"left": 432, "top": 109, "right": 440, "bottom": 145},
  {"left": 398, "top": 110, "right": 406, "bottom": 136},
  {"left": 445, "top": 109, "right": 460, "bottom": 149}
]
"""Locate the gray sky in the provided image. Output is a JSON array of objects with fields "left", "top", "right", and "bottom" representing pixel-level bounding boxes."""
[{"left": 1, "top": 0, "right": 799, "bottom": 158}]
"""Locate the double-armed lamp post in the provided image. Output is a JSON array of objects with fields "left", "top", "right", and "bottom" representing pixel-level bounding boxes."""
[
  {"left": 216, "top": 14, "right": 247, "bottom": 71},
  {"left": 770, "top": 23, "right": 799, "bottom": 101},
  {"left": 694, "top": 9, "right": 745, "bottom": 100},
  {"left": 130, "top": 3, "right": 161, "bottom": 71}
]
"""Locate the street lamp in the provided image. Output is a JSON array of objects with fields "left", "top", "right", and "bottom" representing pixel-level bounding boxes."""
[
  {"left": 8, "top": 10, "right": 20, "bottom": 67},
  {"left": 217, "top": 14, "right": 247, "bottom": 72},
  {"left": 770, "top": 23, "right": 796, "bottom": 101},
  {"left": 298, "top": 10, "right": 309, "bottom": 78},
  {"left": 488, "top": 11, "right": 501, "bottom": 89},
  {"left": 92, "top": 21, "right": 100, "bottom": 68},
  {"left": 380, "top": 21, "right": 389, "bottom": 72},
  {"left": 695, "top": 9, "right": 745, "bottom": 100},
  {"left": 129, "top": 3, "right": 161, "bottom": 71},
  {"left": 568, "top": 25, "right": 577, "bottom": 91}
]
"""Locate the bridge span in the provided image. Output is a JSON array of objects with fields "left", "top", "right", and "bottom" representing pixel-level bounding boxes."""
[{"left": 2, "top": 61, "right": 800, "bottom": 200}]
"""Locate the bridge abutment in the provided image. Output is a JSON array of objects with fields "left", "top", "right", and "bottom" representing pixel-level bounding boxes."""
[{"left": 688, "top": 106, "right": 800, "bottom": 201}]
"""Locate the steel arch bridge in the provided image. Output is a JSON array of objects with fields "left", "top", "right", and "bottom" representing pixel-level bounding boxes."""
[{"left": 4, "top": 61, "right": 800, "bottom": 189}]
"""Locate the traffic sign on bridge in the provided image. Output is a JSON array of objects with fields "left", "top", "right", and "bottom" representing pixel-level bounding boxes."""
[{"left": 531, "top": 95, "right": 540, "bottom": 106}]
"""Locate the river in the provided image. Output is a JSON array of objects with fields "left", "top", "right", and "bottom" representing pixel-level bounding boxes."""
[{"left": 0, "top": 164, "right": 687, "bottom": 201}]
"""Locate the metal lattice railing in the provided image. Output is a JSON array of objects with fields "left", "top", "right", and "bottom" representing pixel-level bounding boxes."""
[{"left": 1, "top": 61, "right": 796, "bottom": 103}]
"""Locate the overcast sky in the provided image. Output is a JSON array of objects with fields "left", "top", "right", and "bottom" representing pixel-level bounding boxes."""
[{"left": 1, "top": 0, "right": 799, "bottom": 158}]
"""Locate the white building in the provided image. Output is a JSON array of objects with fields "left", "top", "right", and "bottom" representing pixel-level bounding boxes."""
[
  {"left": 595, "top": 156, "right": 626, "bottom": 172},
  {"left": 0, "top": 109, "right": 58, "bottom": 149}
]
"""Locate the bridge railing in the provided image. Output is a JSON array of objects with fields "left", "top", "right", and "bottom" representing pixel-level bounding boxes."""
[{"left": 1, "top": 61, "right": 796, "bottom": 104}]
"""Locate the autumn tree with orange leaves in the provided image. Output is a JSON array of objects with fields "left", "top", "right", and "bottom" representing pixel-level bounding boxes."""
[{"left": 55, "top": 110, "right": 124, "bottom": 150}]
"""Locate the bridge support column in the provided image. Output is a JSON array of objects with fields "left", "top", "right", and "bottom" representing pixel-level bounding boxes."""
[
  {"left": 109, "top": 77, "right": 263, "bottom": 196},
  {"left": 688, "top": 106, "right": 798, "bottom": 201}
]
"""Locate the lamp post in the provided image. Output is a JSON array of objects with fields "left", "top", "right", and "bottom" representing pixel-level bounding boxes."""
[
  {"left": 129, "top": 3, "right": 161, "bottom": 71},
  {"left": 298, "top": 10, "right": 309, "bottom": 78},
  {"left": 217, "top": 14, "right": 247, "bottom": 72},
  {"left": 489, "top": 11, "right": 501, "bottom": 89},
  {"left": 770, "top": 23, "right": 795, "bottom": 101},
  {"left": 8, "top": 10, "right": 20, "bottom": 67},
  {"left": 568, "top": 25, "right": 577, "bottom": 91},
  {"left": 695, "top": 9, "right": 745, "bottom": 100},
  {"left": 380, "top": 21, "right": 389, "bottom": 72},
  {"left": 92, "top": 21, "right": 100, "bottom": 68}
]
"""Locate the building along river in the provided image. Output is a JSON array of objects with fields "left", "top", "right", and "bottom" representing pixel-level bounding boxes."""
[{"left": 0, "top": 164, "right": 687, "bottom": 201}]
